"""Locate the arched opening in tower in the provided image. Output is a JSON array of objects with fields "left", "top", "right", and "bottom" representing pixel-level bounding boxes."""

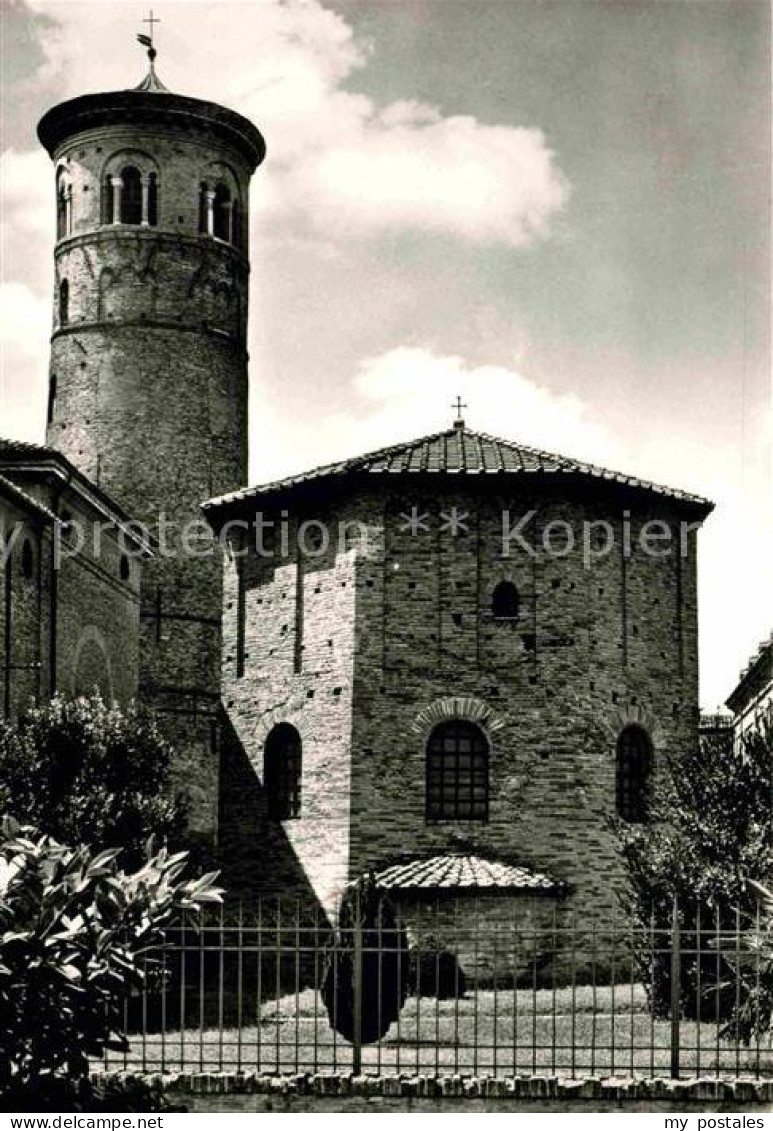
[{"left": 120, "top": 166, "right": 142, "bottom": 225}]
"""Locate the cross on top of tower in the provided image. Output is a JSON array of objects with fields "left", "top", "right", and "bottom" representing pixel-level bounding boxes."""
[
  {"left": 144, "top": 9, "right": 160, "bottom": 38},
  {"left": 134, "top": 9, "right": 169, "bottom": 92},
  {"left": 137, "top": 9, "right": 160, "bottom": 61},
  {"left": 451, "top": 395, "right": 468, "bottom": 429}
]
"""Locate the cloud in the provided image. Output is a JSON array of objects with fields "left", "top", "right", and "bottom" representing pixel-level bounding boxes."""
[
  {"left": 17, "top": 0, "right": 568, "bottom": 246},
  {"left": 275, "top": 109, "right": 567, "bottom": 245},
  {"left": 249, "top": 345, "right": 620, "bottom": 483}
]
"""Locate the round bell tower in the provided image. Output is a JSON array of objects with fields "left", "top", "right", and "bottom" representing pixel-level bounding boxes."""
[{"left": 37, "top": 45, "right": 266, "bottom": 840}]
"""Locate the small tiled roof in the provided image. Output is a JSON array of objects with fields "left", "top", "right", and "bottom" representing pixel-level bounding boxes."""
[
  {"left": 726, "top": 632, "right": 773, "bottom": 714},
  {"left": 203, "top": 425, "right": 713, "bottom": 515},
  {"left": 374, "top": 852, "right": 559, "bottom": 893},
  {"left": 0, "top": 473, "right": 58, "bottom": 524},
  {"left": 0, "top": 438, "right": 152, "bottom": 554}
]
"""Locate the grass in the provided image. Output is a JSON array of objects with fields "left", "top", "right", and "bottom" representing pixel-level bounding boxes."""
[{"left": 111, "top": 984, "right": 773, "bottom": 1080}]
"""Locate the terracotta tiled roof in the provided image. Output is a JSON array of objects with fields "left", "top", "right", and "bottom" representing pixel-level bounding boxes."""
[
  {"left": 374, "top": 852, "right": 559, "bottom": 892},
  {"left": 203, "top": 425, "right": 713, "bottom": 514}
]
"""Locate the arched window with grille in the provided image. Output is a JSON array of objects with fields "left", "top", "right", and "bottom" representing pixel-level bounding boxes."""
[
  {"left": 120, "top": 166, "right": 142, "bottom": 224},
  {"left": 492, "top": 580, "right": 519, "bottom": 620},
  {"left": 616, "top": 725, "right": 652, "bottom": 822},
  {"left": 213, "top": 183, "right": 231, "bottom": 241},
  {"left": 58, "top": 279, "right": 69, "bottom": 327},
  {"left": 264, "top": 723, "right": 302, "bottom": 820},
  {"left": 426, "top": 719, "right": 489, "bottom": 822}
]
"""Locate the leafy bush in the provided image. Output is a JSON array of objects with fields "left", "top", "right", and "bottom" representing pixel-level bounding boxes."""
[
  {"left": 409, "top": 935, "right": 467, "bottom": 999},
  {"left": 321, "top": 876, "right": 410, "bottom": 1043},
  {"left": 722, "top": 878, "right": 773, "bottom": 1044},
  {"left": 0, "top": 816, "right": 221, "bottom": 1104},
  {"left": 616, "top": 712, "right": 773, "bottom": 1029},
  {"left": 0, "top": 695, "right": 189, "bottom": 870}
]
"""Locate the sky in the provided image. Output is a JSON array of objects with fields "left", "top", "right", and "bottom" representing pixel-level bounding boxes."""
[{"left": 0, "top": 0, "right": 770, "bottom": 709}]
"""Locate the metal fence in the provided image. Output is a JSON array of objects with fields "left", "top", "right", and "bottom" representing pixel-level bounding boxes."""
[{"left": 108, "top": 895, "right": 773, "bottom": 1081}]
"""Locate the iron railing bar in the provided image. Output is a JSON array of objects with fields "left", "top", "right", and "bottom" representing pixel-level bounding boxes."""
[
  {"left": 550, "top": 902, "right": 557, "bottom": 1077},
  {"left": 754, "top": 900, "right": 762, "bottom": 1077},
  {"left": 454, "top": 895, "right": 461, "bottom": 1076},
  {"left": 590, "top": 915, "right": 597, "bottom": 1078},
  {"left": 198, "top": 910, "right": 205, "bottom": 1073},
  {"left": 734, "top": 903, "right": 742, "bottom": 1079},
  {"left": 570, "top": 905, "right": 577, "bottom": 1080},
  {"left": 256, "top": 899, "right": 263, "bottom": 1072},
  {"left": 294, "top": 897, "right": 301, "bottom": 1076},
  {"left": 531, "top": 911, "right": 537, "bottom": 1076},
  {"left": 275, "top": 896, "right": 282, "bottom": 1074},
  {"left": 218, "top": 902, "right": 225, "bottom": 1072}
]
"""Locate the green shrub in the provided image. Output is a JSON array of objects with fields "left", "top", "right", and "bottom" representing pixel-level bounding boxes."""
[
  {"left": 321, "top": 876, "right": 410, "bottom": 1043},
  {"left": 616, "top": 712, "right": 773, "bottom": 1031},
  {"left": 0, "top": 816, "right": 221, "bottom": 1104},
  {"left": 722, "top": 878, "right": 773, "bottom": 1043},
  {"left": 409, "top": 935, "right": 467, "bottom": 999},
  {"left": 0, "top": 695, "right": 188, "bottom": 870}
]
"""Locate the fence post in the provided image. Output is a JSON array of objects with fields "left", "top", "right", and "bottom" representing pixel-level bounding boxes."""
[
  {"left": 670, "top": 893, "right": 681, "bottom": 1079},
  {"left": 353, "top": 885, "right": 363, "bottom": 1076}
]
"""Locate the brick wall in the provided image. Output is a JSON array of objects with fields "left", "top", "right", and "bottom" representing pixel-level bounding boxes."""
[
  {"left": 217, "top": 477, "right": 703, "bottom": 924},
  {"left": 0, "top": 494, "right": 53, "bottom": 717},
  {"left": 42, "top": 110, "right": 259, "bottom": 839},
  {"left": 350, "top": 484, "right": 701, "bottom": 921},
  {"left": 0, "top": 475, "right": 141, "bottom": 719},
  {"left": 219, "top": 500, "right": 360, "bottom": 916}
]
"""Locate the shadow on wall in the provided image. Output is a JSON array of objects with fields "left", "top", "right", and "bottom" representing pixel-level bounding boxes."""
[
  {"left": 125, "top": 712, "right": 331, "bottom": 1034},
  {"left": 216, "top": 710, "right": 327, "bottom": 918}
]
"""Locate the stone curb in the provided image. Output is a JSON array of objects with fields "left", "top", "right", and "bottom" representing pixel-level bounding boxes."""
[{"left": 93, "top": 1071, "right": 773, "bottom": 1104}]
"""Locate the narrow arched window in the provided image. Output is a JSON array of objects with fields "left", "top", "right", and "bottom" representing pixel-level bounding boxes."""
[
  {"left": 426, "top": 720, "right": 489, "bottom": 822},
  {"left": 120, "top": 166, "right": 142, "bottom": 224},
  {"left": 56, "top": 178, "right": 69, "bottom": 239},
  {"left": 213, "top": 183, "right": 231, "bottom": 241},
  {"left": 102, "top": 177, "right": 114, "bottom": 225},
  {"left": 231, "top": 199, "right": 241, "bottom": 248},
  {"left": 492, "top": 580, "right": 519, "bottom": 620},
  {"left": 198, "top": 182, "right": 209, "bottom": 234},
  {"left": 265, "top": 723, "right": 302, "bottom": 820},
  {"left": 147, "top": 172, "right": 158, "bottom": 226},
  {"left": 58, "top": 279, "right": 69, "bottom": 327},
  {"left": 47, "top": 373, "right": 57, "bottom": 425},
  {"left": 21, "top": 539, "right": 34, "bottom": 580},
  {"left": 616, "top": 725, "right": 652, "bottom": 823}
]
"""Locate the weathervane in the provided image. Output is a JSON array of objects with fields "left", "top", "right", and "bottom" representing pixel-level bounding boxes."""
[
  {"left": 137, "top": 9, "right": 160, "bottom": 61},
  {"left": 451, "top": 395, "right": 468, "bottom": 428}
]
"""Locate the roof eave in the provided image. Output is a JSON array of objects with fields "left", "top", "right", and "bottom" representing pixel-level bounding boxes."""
[{"left": 202, "top": 466, "right": 715, "bottom": 527}]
